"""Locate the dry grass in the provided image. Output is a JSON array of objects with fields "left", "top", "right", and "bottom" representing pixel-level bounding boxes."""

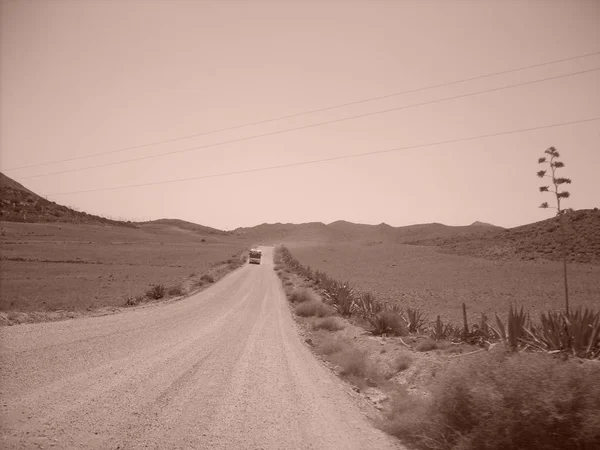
[
  {"left": 414, "top": 338, "right": 438, "bottom": 352},
  {"left": 392, "top": 353, "right": 412, "bottom": 372},
  {"left": 295, "top": 300, "right": 334, "bottom": 318},
  {"left": 168, "top": 285, "right": 184, "bottom": 296},
  {"left": 315, "top": 334, "right": 382, "bottom": 387},
  {"left": 312, "top": 316, "right": 345, "bottom": 331},
  {"left": 386, "top": 352, "right": 600, "bottom": 450},
  {"left": 289, "top": 288, "right": 315, "bottom": 303}
]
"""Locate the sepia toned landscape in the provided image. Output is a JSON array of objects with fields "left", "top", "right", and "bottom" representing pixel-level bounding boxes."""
[{"left": 2, "top": 1, "right": 600, "bottom": 449}]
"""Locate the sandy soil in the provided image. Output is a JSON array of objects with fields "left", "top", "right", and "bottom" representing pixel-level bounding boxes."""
[
  {"left": 0, "top": 222, "right": 248, "bottom": 311},
  {"left": 287, "top": 242, "right": 600, "bottom": 323},
  {"left": 0, "top": 247, "right": 402, "bottom": 449}
]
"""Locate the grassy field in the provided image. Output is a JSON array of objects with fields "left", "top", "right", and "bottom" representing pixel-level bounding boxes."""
[
  {"left": 0, "top": 222, "right": 249, "bottom": 312},
  {"left": 287, "top": 241, "right": 600, "bottom": 324}
]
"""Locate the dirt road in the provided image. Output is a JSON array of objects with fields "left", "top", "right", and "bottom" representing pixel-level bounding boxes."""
[{"left": 0, "top": 247, "right": 401, "bottom": 449}]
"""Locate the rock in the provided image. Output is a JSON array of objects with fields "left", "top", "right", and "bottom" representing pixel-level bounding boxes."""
[
  {"left": 365, "top": 377, "right": 378, "bottom": 387},
  {"left": 305, "top": 338, "right": 314, "bottom": 347},
  {"left": 364, "top": 387, "right": 389, "bottom": 408}
]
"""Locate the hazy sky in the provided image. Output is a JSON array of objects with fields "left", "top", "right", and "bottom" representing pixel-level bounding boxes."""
[{"left": 1, "top": 0, "right": 599, "bottom": 230}]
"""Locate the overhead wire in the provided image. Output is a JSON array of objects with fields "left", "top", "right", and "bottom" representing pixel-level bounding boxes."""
[
  {"left": 19, "top": 66, "right": 600, "bottom": 181},
  {"left": 5, "top": 49, "right": 600, "bottom": 172},
  {"left": 46, "top": 116, "right": 599, "bottom": 196}
]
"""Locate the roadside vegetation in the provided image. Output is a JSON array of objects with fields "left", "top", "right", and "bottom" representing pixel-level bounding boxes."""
[{"left": 274, "top": 245, "right": 600, "bottom": 449}]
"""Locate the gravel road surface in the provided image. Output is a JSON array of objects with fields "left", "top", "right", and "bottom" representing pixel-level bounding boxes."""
[{"left": 0, "top": 247, "right": 401, "bottom": 449}]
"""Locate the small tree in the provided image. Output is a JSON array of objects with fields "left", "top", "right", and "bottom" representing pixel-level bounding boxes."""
[{"left": 537, "top": 146, "right": 572, "bottom": 313}]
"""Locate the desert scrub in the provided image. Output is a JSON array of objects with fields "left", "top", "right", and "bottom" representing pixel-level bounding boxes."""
[
  {"left": 392, "top": 353, "right": 412, "bottom": 372},
  {"left": 312, "top": 316, "right": 345, "bottom": 331},
  {"left": 369, "top": 310, "right": 408, "bottom": 336},
  {"left": 387, "top": 351, "right": 600, "bottom": 450},
  {"left": 289, "top": 288, "right": 315, "bottom": 303},
  {"left": 168, "top": 285, "right": 184, "bottom": 296},
  {"left": 200, "top": 274, "right": 214, "bottom": 284},
  {"left": 295, "top": 300, "right": 334, "bottom": 318},
  {"left": 146, "top": 284, "right": 166, "bottom": 300}
]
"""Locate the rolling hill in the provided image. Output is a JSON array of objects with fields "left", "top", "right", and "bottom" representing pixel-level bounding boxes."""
[
  {"left": 407, "top": 209, "right": 600, "bottom": 264},
  {"left": 138, "top": 219, "right": 228, "bottom": 235},
  {"left": 0, "top": 173, "right": 138, "bottom": 227}
]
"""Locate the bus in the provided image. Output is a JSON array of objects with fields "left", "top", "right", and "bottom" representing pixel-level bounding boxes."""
[{"left": 248, "top": 249, "right": 262, "bottom": 264}]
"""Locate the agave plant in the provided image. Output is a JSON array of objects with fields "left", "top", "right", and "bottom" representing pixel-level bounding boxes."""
[
  {"left": 404, "top": 308, "right": 427, "bottom": 333},
  {"left": 429, "top": 315, "right": 462, "bottom": 341},
  {"left": 326, "top": 283, "right": 357, "bottom": 316},
  {"left": 356, "top": 292, "right": 383, "bottom": 317},
  {"left": 488, "top": 305, "right": 529, "bottom": 350},
  {"left": 525, "top": 307, "right": 600, "bottom": 359},
  {"left": 368, "top": 310, "right": 406, "bottom": 336}
]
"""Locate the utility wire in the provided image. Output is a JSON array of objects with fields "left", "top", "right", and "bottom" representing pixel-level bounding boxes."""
[
  {"left": 47, "top": 116, "right": 599, "bottom": 196},
  {"left": 19, "top": 66, "right": 600, "bottom": 181},
  {"left": 6, "top": 50, "right": 600, "bottom": 172}
]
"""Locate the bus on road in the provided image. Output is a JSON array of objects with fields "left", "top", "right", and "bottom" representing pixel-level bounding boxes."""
[{"left": 249, "top": 249, "right": 262, "bottom": 264}]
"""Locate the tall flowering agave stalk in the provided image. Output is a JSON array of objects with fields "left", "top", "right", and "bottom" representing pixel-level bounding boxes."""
[{"left": 537, "top": 147, "right": 572, "bottom": 313}]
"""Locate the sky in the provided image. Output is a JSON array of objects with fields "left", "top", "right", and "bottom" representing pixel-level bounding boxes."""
[{"left": 1, "top": 0, "right": 599, "bottom": 231}]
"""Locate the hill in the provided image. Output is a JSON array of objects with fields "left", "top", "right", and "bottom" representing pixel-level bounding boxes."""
[
  {"left": 0, "top": 172, "right": 138, "bottom": 227},
  {"left": 233, "top": 222, "right": 346, "bottom": 244},
  {"left": 234, "top": 219, "right": 504, "bottom": 245},
  {"left": 408, "top": 209, "right": 600, "bottom": 264},
  {"left": 138, "top": 219, "right": 227, "bottom": 235}
]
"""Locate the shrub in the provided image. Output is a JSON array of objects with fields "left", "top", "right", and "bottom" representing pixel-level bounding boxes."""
[
  {"left": 388, "top": 352, "right": 600, "bottom": 450},
  {"left": 369, "top": 310, "right": 407, "bottom": 336},
  {"left": 289, "top": 289, "right": 314, "bottom": 303},
  {"left": 295, "top": 300, "right": 334, "bottom": 318},
  {"left": 312, "top": 317, "right": 345, "bottom": 331},
  {"left": 125, "top": 295, "right": 145, "bottom": 306},
  {"left": 392, "top": 353, "right": 412, "bottom": 372},
  {"left": 200, "top": 274, "right": 214, "bottom": 284},
  {"left": 146, "top": 284, "right": 166, "bottom": 299},
  {"left": 404, "top": 307, "right": 427, "bottom": 333},
  {"left": 415, "top": 338, "right": 438, "bottom": 352},
  {"left": 168, "top": 285, "right": 184, "bottom": 296}
]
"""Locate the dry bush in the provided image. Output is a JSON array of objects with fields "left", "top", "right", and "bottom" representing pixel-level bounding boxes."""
[
  {"left": 125, "top": 294, "right": 145, "bottom": 306},
  {"left": 392, "top": 353, "right": 412, "bottom": 372},
  {"left": 415, "top": 338, "right": 438, "bottom": 352},
  {"left": 317, "top": 335, "right": 347, "bottom": 355},
  {"left": 312, "top": 316, "right": 345, "bottom": 332},
  {"left": 146, "top": 284, "right": 166, "bottom": 300},
  {"left": 168, "top": 285, "right": 184, "bottom": 296},
  {"left": 369, "top": 310, "right": 408, "bottom": 336},
  {"left": 289, "top": 289, "right": 315, "bottom": 303},
  {"left": 295, "top": 300, "right": 334, "bottom": 318},
  {"left": 387, "top": 352, "right": 600, "bottom": 450},
  {"left": 200, "top": 274, "right": 214, "bottom": 284}
]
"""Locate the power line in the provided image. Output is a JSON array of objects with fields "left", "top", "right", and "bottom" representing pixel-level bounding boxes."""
[
  {"left": 6, "top": 49, "right": 600, "bottom": 172},
  {"left": 46, "top": 116, "right": 599, "bottom": 196},
  {"left": 19, "top": 66, "right": 600, "bottom": 181}
]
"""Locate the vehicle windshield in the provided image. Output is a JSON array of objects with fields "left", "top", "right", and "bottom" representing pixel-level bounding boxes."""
[{"left": 249, "top": 251, "right": 261, "bottom": 258}]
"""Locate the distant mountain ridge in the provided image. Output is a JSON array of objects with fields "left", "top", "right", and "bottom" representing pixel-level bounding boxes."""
[{"left": 233, "top": 219, "right": 504, "bottom": 244}]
